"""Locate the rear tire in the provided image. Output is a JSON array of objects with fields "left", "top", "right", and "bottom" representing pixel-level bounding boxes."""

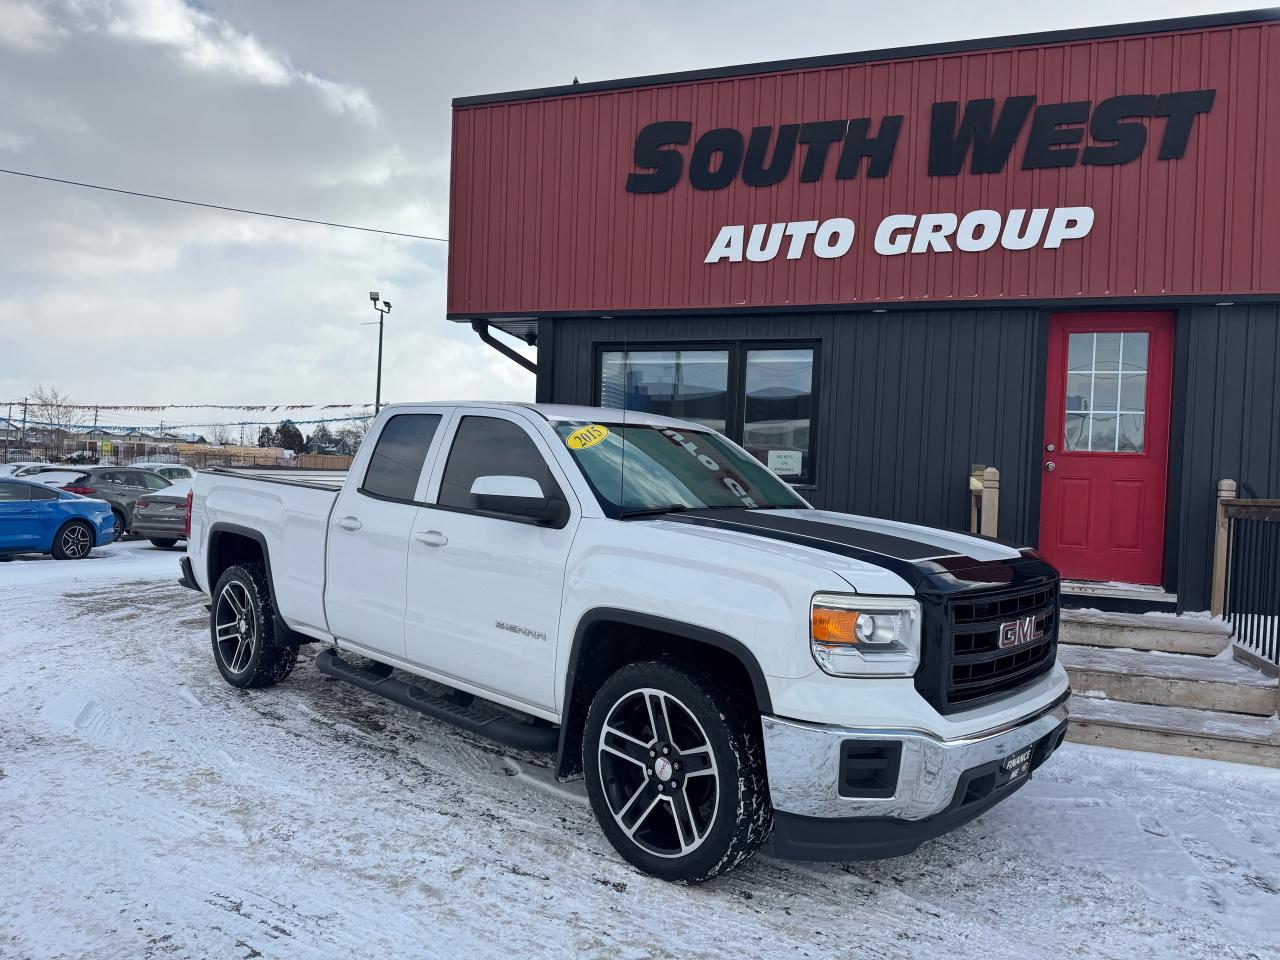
[
  {"left": 150, "top": 538, "right": 179, "bottom": 549},
  {"left": 210, "top": 563, "right": 297, "bottom": 688},
  {"left": 583, "top": 660, "right": 772, "bottom": 883},
  {"left": 51, "top": 520, "right": 94, "bottom": 560}
]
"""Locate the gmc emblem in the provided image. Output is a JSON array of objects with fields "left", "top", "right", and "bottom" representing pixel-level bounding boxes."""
[{"left": 998, "top": 615, "right": 1044, "bottom": 649}]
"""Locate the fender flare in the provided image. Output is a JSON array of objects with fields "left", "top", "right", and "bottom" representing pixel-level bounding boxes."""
[
  {"left": 206, "top": 522, "right": 306, "bottom": 644},
  {"left": 555, "top": 607, "right": 773, "bottom": 778}
]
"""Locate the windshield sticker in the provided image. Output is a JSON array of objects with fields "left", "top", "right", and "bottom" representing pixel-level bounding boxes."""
[
  {"left": 566, "top": 424, "right": 610, "bottom": 450},
  {"left": 660, "top": 429, "right": 759, "bottom": 509}
]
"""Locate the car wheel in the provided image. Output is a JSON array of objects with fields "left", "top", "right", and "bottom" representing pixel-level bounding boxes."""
[
  {"left": 583, "top": 660, "right": 772, "bottom": 883},
  {"left": 111, "top": 510, "right": 126, "bottom": 541},
  {"left": 210, "top": 563, "right": 297, "bottom": 689},
  {"left": 149, "top": 538, "right": 179, "bottom": 549},
  {"left": 51, "top": 520, "right": 94, "bottom": 560}
]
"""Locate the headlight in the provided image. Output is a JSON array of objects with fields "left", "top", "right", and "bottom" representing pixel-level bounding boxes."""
[{"left": 810, "top": 593, "right": 921, "bottom": 677}]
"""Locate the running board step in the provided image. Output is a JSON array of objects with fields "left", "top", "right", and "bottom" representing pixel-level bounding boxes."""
[{"left": 315, "top": 649, "right": 557, "bottom": 753}]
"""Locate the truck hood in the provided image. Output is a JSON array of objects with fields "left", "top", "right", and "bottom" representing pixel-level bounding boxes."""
[{"left": 654, "top": 508, "right": 1056, "bottom": 595}]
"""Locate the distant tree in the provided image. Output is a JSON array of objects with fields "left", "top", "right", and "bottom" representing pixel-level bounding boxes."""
[
  {"left": 208, "top": 423, "right": 233, "bottom": 446},
  {"left": 28, "top": 385, "right": 88, "bottom": 458},
  {"left": 308, "top": 423, "right": 334, "bottom": 448},
  {"left": 257, "top": 426, "right": 277, "bottom": 448},
  {"left": 277, "top": 420, "right": 305, "bottom": 453}
]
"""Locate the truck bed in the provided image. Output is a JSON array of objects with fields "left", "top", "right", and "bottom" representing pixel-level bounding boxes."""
[
  {"left": 201, "top": 466, "right": 347, "bottom": 491},
  {"left": 195, "top": 467, "right": 343, "bottom": 637}
]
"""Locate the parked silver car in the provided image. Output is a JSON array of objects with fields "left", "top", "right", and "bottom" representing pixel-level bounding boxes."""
[
  {"left": 130, "top": 479, "right": 191, "bottom": 548},
  {"left": 130, "top": 462, "right": 196, "bottom": 483},
  {"left": 60, "top": 467, "right": 173, "bottom": 540}
]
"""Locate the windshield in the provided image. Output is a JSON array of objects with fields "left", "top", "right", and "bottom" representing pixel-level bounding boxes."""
[{"left": 553, "top": 421, "right": 807, "bottom": 518}]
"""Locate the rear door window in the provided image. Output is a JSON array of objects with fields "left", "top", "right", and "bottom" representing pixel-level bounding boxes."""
[
  {"left": 360, "top": 414, "right": 442, "bottom": 502},
  {"left": 28, "top": 485, "right": 58, "bottom": 501},
  {"left": 0, "top": 482, "right": 31, "bottom": 502}
]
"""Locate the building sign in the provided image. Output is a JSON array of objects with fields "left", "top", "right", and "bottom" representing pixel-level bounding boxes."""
[
  {"left": 625, "top": 91, "right": 1215, "bottom": 194},
  {"left": 448, "top": 18, "right": 1280, "bottom": 316}
]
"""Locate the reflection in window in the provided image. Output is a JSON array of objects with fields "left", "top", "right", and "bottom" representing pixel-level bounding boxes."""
[
  {"left": 599, "top": 351, "right": 729, "bottom": 432},
  {"left": 743, "top": 349, "right": 814, "bottom": 483},
  {"left": 1063, "top": 332, "right": 1148, "bottom": 453}
]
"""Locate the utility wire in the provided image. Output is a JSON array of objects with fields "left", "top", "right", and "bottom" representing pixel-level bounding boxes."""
[{"left": 0, "top": 168, "right": 446, "bottom": 242}]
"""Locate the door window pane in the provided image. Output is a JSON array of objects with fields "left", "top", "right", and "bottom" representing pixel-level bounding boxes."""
[
  {"left": 599, "top": 350, "right": 729, "bottom": 432},
  {"left": 1062, "top": 331, "right": 1148, "bottom": 453},
  {"left": 361, "top": 414, "right": 441, "bottom": 501},
  {"left": 29, "top": 484, "right": 58, "bottom": 501},
  {"left": 1118, "top": 414, "right": 1145, "bottom": 453},
  {"left": 743, "top": 348, "right": 814, "bottom": 482},
  {"left": 0, "top": 482, "right": 30, "bottom": 502},
  {"left": 439, "top": 416, "right": 563, "bottom": 515},
  {"left": 1064, "top": 413, "right": 1088, "bottom": 451},
  {"left": 1121, "top": 333, "right": 1149, "bottom": 372},
  {"left": 1119, "top": 373, "right": 1147, "bottom": 412},
  {"left": 1094, "top": 333, "right": 1122, "bottom": 371}
]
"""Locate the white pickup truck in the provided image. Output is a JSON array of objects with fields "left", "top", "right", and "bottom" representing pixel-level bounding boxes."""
[{"left": 182, "top": 402, "right": 1070, "bottom": 883}]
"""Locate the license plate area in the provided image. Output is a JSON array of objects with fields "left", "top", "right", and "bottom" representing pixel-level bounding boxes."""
[{"left": 998, "top": 745, "right": 1035, "bottom": 786}]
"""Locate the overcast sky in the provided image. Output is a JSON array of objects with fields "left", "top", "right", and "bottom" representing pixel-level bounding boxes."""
[{"left": 0, "top": 0, "right": 1255, "bottom": 432}]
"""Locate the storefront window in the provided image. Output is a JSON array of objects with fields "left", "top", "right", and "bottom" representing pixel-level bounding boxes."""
[
  {"left": 743, "top": 348, "right": 814, "bottom": 483},
  {"left": 598, "top": 343, "right": 818, "bottom": 486},
  {"left": 599, "top": 350, "right": 729, "bottom": 432}
]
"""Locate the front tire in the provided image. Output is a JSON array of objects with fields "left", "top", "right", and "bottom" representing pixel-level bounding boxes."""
[
  {"left": 111, "top": 510, "right": 126, "bottom": 542},
  {"left": 51, "top": 520, "right": 94, "bottom": 560},
  {"left": 583, "top": 661, "right": 772, "bottom": 883},
  {"left": 150, "top": 538, "right": 179, "bottom": 549},
  {"left": 210, "top": 563, "right": 297, "bottom": 688}
]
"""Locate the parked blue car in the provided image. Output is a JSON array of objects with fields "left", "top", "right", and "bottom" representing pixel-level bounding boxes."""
[{"left": 0, "top": 476, "right": 116, "bottom": 560}]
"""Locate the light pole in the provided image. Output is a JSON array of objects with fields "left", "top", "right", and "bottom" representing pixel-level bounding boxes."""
[{"left": 367, "top": 291, "right": 392, "bottom": 412}]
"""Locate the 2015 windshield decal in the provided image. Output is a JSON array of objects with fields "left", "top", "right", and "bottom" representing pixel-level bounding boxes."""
[{"left": 660, "top": 429, "right": 758, "bottom": 509}]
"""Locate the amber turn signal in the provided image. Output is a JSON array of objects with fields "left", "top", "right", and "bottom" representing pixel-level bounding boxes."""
[{"left": 812, "top": 607, "right": 862, "bottom": 646}]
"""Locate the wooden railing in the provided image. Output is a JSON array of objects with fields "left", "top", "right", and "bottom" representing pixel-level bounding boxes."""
[
  {"left": 1212, "top": 479, "right": 1280, "bottom": 665},
  {"left": 969, "top": 466, "right": 1000, "bottom": 538}
]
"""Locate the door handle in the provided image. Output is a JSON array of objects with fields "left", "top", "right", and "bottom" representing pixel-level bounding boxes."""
[
  {"left": 414, "top": 530, "right": 448, "bottom": 547},
  {"left": 335, "top": 515, "right": 363, "bottom": 531}
]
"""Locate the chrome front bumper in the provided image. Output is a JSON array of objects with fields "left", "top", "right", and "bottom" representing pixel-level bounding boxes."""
[{"left": 761, "top": 691, "right": 1070, "bottom": 820}]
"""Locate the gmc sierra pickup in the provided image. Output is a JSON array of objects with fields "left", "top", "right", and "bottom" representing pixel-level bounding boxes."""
[{"left": 182, "top": 402, "right": 1069, "bottom": 883}]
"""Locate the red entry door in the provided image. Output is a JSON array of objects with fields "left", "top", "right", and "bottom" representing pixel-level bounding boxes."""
[{"left": 1038, "top": 312, "right": 1174, "bottom": 585}]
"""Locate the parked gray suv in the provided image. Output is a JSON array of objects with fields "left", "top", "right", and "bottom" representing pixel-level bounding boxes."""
[{"left": 61, "top": 467, "right": 173, "bottom": 540}]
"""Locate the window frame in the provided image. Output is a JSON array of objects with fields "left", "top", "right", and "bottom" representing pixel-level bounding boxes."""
[
  {"left": 430, "top": 413, "right": 571, "bottom": 528},
  {"left": 357, "top": 412, "right": 445, "bottom": 505},
  {"left": 593, "top": 338, "right": 821, "bottom": 489}
]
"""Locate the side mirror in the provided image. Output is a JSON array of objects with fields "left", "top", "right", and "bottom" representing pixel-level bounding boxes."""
[{"left": 469, "top": 475, "right": 564, "bottom": 525}]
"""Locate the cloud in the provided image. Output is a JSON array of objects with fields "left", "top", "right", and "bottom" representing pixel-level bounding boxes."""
[{"left": 0, "top": 0, "right": 65, "bottom": 50}]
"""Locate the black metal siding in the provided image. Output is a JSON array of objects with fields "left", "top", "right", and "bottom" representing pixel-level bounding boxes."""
[
  {"left": 540, "top": 310, "right": 1048, "bottom": 545},
  {"left": 1172, "top": 303, "right": 1280, "bottom": 611}
]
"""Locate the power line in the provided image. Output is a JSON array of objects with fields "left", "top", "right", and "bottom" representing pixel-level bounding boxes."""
[{"left": 0, "top": 167, "right": 447, "bottom": 242}]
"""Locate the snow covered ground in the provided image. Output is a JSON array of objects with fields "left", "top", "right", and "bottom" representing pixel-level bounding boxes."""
[{"left": 1, "top": 541, "right": 1278, "bottom": 960}]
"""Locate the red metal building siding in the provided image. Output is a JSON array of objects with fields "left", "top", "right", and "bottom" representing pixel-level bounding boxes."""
[{"left": 448, "top": 19, "right": 1280, "bottom": 317}]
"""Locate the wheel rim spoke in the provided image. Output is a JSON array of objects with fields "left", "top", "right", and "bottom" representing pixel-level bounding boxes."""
[
  {"left": 679, "top": 746, "right": 717, "bottom": 778},
  {"left": 620, "top": 784, "right": 662, "bottom": 837},
  {"left": 668, "top": 792, "right": 700, "bottom": 852},
  {"left": 601, "top": 725, "right": 652, "bottom": 767}
]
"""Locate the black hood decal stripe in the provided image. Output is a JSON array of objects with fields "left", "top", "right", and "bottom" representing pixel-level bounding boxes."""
[{"left": 658, "top": 510, "right": 957, "bottom": 587}]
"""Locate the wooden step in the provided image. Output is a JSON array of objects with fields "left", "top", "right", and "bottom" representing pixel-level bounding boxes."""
[
  {"left": 1059, "top": 609, "right": 1231, "bottom": 656},
  {"left": 1067, "top": 695, "right": 1280, "bottom": 768},
  {"left": 1060, "top": 645, "right": 1279, "bottom": 716}
]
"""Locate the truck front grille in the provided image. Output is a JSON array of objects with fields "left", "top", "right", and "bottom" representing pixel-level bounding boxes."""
[{"left": 944, "top": 584, "right": 1057, "bottom": 709}]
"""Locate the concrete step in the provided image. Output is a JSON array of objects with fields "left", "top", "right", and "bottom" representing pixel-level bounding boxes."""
[
  {"left": 1059, "top": 608, "right": 1231, "bottom": 656},
  {"left": 1067, "top": 695, "right": 1280, "bottom": 768},
  {"left": 1060, "top": 645, "right": 1279, "bottom": 716}
]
